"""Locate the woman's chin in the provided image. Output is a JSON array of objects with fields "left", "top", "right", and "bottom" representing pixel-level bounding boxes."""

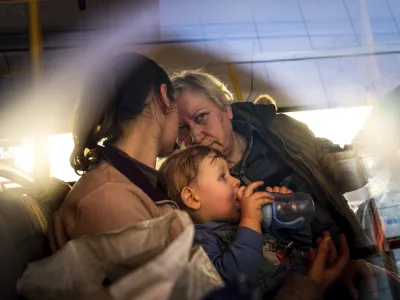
[{"left": 208, "top": 142, "right": 226, "bottom": 154}]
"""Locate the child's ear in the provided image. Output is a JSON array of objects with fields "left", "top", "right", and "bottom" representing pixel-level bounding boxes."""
[{"left": 181, "top": 187, "right": 201, "bottom": 210}]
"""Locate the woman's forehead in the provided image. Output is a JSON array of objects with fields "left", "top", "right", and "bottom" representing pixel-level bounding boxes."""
[{"left": 178, "top": 91, "right": 219, "bottom": 117}]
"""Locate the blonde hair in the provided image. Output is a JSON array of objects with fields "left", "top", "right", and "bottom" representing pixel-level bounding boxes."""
[
  {"left": 254, "top": 94, "right": 277, "bottom": 109},
  {"left": 171, "top": 70, "right": 234, "bottom": 110},
  {"left": 159, "top": 145, "right": 225, "bottom": 207}
]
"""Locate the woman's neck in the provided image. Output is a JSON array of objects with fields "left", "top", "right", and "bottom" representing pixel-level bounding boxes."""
[
  {"left": 226, "top": 131, "right": 248, "bottom": 168},
  {"left": 115, "top": 120, "right": 161, "bottom": 169}
]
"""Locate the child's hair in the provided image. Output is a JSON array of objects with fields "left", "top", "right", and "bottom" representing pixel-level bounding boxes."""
[{"left": 159, "top": 145, "right": 225, "bottom": 207}]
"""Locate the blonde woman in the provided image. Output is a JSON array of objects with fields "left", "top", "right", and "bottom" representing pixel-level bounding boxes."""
[{"left": 171, "top": 70, "right": 376, "bottom": 299}]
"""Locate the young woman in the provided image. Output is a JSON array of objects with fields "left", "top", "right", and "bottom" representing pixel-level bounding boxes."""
[{"left": 52, "top": 53, "right": 180, "bottom": 247}]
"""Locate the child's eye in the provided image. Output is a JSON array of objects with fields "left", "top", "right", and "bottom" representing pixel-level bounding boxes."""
[{"left": 220, "top": 173, "right": 226, "bottom": 180}]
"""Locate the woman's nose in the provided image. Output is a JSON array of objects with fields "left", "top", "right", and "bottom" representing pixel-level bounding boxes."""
[{"left": 190, "top": 128, "right": 205, "bottom": 145}]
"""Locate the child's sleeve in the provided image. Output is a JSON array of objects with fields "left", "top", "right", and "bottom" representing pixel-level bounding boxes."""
[{"left": 194, "top": 226, "right": 263, "bottom": 285}]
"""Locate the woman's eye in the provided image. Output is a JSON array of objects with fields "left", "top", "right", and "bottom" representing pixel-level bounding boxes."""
[
  {"left": 179, "top": 124, "right": 188, "bottom": 130},
  {"left": 195, "top": 113, "right": 208, "bottom": 124}
]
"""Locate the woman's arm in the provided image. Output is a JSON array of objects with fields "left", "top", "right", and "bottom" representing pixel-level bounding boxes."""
[{"left": 62, "top": 182, "right": 162, "bottom": 239}]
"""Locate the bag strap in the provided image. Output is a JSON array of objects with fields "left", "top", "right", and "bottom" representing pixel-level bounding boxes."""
[{"left": 97, "top": 144, "right": 168, "bottom": 202}]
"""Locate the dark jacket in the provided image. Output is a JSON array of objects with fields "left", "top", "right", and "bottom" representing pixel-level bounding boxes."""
[
  {"left": 194, "top": 222, "right": 263, "bottom": 285},
  {"left": 231, "top": 102, "right": 370, "bottom": 257},
  {"left": 195, "top": 222, "right": 321, "bottom": 300}
]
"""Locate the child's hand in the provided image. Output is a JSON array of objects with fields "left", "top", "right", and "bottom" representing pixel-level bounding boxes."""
[
  {"left": 237, "top": 181, "right": 274, "bottom": 233},
  {"left": 265, "top": 186, "right": 293, "bottom": 194}
]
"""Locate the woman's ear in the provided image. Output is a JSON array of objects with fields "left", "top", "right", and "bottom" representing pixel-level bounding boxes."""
[
  {"left": 159, "top": 83, "right": 171, "bottom": 110},
  {"left": 180, "top": 187, "right": 201, "bottom": 210},
  {"left": 226, "top": 106, "right": 233, "bottom": 120}
]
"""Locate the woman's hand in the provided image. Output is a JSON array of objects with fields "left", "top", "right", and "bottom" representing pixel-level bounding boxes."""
[
  {"left": 341, "top": 260, "right": 378, "bottom": 300},
  {"left": 237, "top": 181, "right": 274, "bottom": 233},
  {"left": 307, "top": 233, "right": 350, "bottom": 292},
  {"left": 317, "top": 232, "right": 378, "bottom": 299},
  {"left": 265, "top": 186, "right": 293, "bottom": 194}
]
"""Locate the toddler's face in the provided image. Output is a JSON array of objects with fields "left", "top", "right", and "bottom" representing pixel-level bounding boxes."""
[{"left": 195, "top": 156, "right": 241, "bottom": 223}]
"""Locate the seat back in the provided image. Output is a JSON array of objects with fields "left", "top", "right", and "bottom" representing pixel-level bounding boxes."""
[{"left": 0, "top": 164, "right": 71, "bottom": 300}]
